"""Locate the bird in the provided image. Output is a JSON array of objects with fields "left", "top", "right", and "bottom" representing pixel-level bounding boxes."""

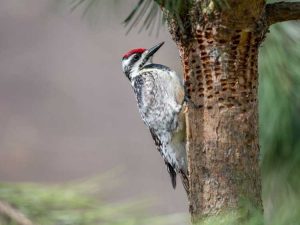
[{"left": 121, "top": 42, "right": 189, "bottom": 193}]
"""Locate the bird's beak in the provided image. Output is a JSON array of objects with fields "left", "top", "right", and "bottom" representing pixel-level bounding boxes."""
[
  {"left": 147, "top": 42, "right": 164, "bottom": 58},
  {"left": 141, "top": 42, "right": 164, "bottom": 65}
]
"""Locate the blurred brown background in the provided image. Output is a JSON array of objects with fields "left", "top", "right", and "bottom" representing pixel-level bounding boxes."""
[{"left": 0, "top": 0, "right": 187, "bottom": 214}]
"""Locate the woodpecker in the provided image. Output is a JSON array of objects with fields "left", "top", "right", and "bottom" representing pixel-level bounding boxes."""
[{"left": 121, "top": 42, "right": 188, "bottom": 193}]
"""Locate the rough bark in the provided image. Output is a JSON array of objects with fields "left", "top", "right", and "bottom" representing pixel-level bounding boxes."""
[
  {"left": 158, "top": 0, "right": 300, "bottom": 223},
  {"left": 164, "top": 0, "right": 266, "bottom": 222}
]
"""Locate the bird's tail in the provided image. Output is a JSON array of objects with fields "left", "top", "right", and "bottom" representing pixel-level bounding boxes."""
[
  {"left": 179, "top": 170, "right": 189, "bottom": 195},
  {"left": 166, "top": 162, "right": 177, "bottom": 189}
]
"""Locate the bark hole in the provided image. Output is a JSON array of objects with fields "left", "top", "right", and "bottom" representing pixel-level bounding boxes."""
[{"left": 178, "top": 25, "right": 265, "bottom": 217}]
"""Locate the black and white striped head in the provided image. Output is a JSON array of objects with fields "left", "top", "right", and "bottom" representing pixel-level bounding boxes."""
[{"left": 121, "top": 42, "right": 164, "bottom": 80}]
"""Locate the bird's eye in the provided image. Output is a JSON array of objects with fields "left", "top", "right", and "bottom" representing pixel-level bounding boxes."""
[{"left": 133, "top": 54, "right": 140, "bottom": 61}]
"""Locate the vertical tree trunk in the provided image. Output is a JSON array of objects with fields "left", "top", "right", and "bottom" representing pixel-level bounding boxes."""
[
  {"left": 165, "top": 0, "right": 266, "bottom": 222},
  {"left": 181, "top": 30, "right": 263, "bottom": 220},
  {"left": 157, "top": 0, "right": 300, "bottom": 222}
]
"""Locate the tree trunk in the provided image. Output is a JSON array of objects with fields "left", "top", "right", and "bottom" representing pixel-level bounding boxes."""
[
  {"left": 181, "top": 30, "right": 263, "bottom": 220},
  {"left": 158, "top": 0, "right": 300, "bottom": 222},
  {"left": 166, "top": 0, "right": 266, "bottom": 222}
]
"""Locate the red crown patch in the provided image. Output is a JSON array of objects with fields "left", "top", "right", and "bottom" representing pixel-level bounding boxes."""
[{"left": 122, "top": 48, "right": 146, "bottom": 59}]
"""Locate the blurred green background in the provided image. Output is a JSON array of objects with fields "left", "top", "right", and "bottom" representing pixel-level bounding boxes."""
[
  {"left": 259, "top": 22, "right": 300, "bottom": 225},
  {"left": 0, "top": 0, "right": 300, "bottom": 224}
]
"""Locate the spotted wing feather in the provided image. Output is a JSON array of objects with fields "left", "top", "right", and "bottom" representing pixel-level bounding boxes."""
[
  {"left": 132, "top": 66, "right": 188, "bottom": 192},
  {"left": 149, "top": 128, "right": 177, "bottom": 189}
]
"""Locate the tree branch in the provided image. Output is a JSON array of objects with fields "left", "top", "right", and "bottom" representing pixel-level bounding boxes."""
[
  {"left": 266, "top": 2, "right": 300, "bottom": 26},
  {"left": 0, "top": 200, "right": 35, "bottom": 225}
]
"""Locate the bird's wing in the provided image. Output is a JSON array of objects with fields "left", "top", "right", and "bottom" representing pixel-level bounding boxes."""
[{"left": 149, "top": 128, "right": 177, "bottom": 189}]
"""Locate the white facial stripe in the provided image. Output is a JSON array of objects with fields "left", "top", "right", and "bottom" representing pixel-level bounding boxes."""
[
  {"left": 122, "top": 57, "right": 131, "bottom": 73},
  {"left": 122, "top": 54, "right": 143, "bottom": 79},
  {"left": 130, "top": 55, "right": 142, "bottom": 76},
  {"left": 122, "top": 54, "right": 138, "bottom": 72}
]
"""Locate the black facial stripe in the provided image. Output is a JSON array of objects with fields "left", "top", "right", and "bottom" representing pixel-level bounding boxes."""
[
  {"left": 131, "top": 53, "right": 142, "bottom": 63},
  {"left": 127, "top": 53, "right": 141, "bottom": 72},
  {"left": 123, "top": 53, "right": 143, "bottom": 80}
]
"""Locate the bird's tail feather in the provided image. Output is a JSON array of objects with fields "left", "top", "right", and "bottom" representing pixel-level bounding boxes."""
[
  {"left": 179, "top": 170, "right": 189, "bottom": 195},
  {"left": 166, "top": 163, "right": 177, "bottom": 189}
]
